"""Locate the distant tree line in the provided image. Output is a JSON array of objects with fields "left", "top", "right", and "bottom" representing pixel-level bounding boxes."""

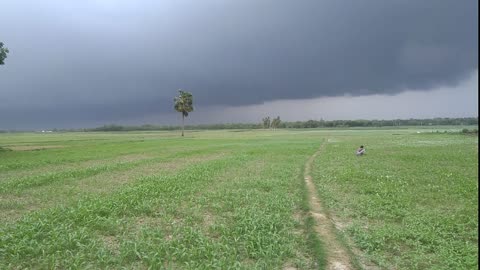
[
  {"left": 82, "top": 117, "right": 478, "bottom": 132},
  {"left": 0, "top": 117, "right": 476, "bottom": 133},
  {"left": 279, "top": 117, "right": 478, "bottom": 128},
  {"left": 85, "top": 123, "right": 262, "bottom": 132}
]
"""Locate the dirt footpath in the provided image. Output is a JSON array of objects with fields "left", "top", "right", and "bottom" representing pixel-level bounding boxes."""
[{"left": 304, "top": 143, "right": 352, "bottom": 270}]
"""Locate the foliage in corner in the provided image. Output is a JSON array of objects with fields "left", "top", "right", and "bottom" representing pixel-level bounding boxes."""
[{"left": 0, "top": 42, "right": 9, "bottom": 65}]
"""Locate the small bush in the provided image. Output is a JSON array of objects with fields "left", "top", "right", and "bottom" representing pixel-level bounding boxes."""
[
  {"left": 0, "top": 146, "right": 11, "bottom": 152},
  {"left": 461, "top": 128, "right": 478, "bottom": 135}
]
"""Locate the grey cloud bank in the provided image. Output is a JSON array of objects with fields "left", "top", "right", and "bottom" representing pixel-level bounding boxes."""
[
  {"left": 0, "top": 0, "right": 478, "bottom": 129},
  {"left": 126, "top": 71, "right": 479, "bottom": 126}
]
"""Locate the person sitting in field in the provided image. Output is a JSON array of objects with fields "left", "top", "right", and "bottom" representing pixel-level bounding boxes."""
[{"left": 356, "top": 145, "right": 365, "bottom": 156}]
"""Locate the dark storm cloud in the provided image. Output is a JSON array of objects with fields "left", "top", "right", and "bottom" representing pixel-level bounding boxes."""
[{"left": 0, "top": 0, "right": 477, "bottom": 128}]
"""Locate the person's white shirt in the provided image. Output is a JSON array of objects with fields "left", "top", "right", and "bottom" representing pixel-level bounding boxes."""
[{"left": 356, "top": 147, "right": 365, "bottom": 156}]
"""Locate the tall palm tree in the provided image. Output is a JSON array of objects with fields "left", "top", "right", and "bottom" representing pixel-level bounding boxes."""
[
  {"left": 262, "top": 116, "right": 271, "bottom": 129},
  {"left": 174, "top": 90, "right": 194, "bottom": 137}
]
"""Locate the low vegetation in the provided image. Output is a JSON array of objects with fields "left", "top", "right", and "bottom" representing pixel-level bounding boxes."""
[
  {"left": 312, "top": 131, "right": 478, "bottom": 269},
  {"left": 0, "top": 131, "right": 318, "bottom": 268},
  {"left": 0, "top": 128, "right": 477, "bottom": 269}
]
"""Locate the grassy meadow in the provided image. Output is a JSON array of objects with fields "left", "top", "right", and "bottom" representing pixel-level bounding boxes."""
[{"left": 0, "top": 127, "right": 477, "bottom": 269}]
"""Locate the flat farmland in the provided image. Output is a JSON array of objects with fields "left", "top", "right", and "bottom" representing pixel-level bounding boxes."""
[{"left": 0, "top": 128, "right": 477, "bottom": 269}]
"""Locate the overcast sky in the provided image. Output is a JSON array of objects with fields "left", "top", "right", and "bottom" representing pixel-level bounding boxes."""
[{"left": 0, "top": 0, "right": 478, "bottom": 129}]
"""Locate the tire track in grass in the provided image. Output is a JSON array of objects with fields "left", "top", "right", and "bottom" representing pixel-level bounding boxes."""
[
  {"left": 0, "top": 153, "right": 151, "bottom": 181},
  {"left": 0, "top": 145, "right": 229, "bottom": 193},
  {"left": 0, "top": 152, "right": 229, "bottom": 223},
  {"left": 304, "top": 143, "right": 353, "bottom": 270},
  {"left": 0, "top": 153, "right": 248, "bottom": 269}
]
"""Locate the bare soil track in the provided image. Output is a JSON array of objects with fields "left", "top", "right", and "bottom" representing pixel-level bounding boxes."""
[{"left": 304, "top": 143, "right": 353, "bottom": 270}]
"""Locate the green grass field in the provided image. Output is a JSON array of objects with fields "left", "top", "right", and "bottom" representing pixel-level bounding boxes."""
[{"left": 0, "top": 128, "right": 477, "bottom": 269}]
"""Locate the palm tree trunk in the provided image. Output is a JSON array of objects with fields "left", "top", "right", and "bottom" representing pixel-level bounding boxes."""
[{"left": 182, "top": 114, "right": 184, "bottom": 137}]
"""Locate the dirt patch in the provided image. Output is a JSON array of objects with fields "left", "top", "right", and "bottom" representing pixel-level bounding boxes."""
[
  {"left": 132, "top": 215, "right": 180, "bottom": 242},
  {"left": 203, "top": 212, "right": 216, "bottom": 228},
  {"left": 101, "top": 235, "right": 121, "bottom": 255},
  {"left": 0, "top": 194, "right": 41, "bottom": 224},
  {"left": 304, "top": 143, "right": 353, "bottom": 270},
  {"left": 6, "top": 145, "right": 65, "bottom": 151},
  {"left": 135, "top": 216, "right": 165, "bottom": 228}
]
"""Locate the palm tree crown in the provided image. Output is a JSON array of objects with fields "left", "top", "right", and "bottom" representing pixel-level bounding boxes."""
[{"left": 174, "top": 90, "right": 193, "bottom": 116}]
